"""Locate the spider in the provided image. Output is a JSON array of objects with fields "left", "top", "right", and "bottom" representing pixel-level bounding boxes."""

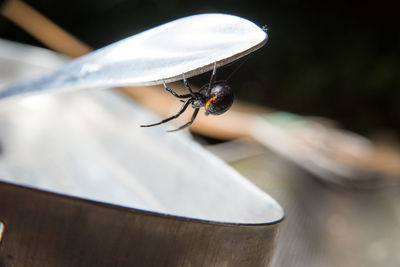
[{"left": 140, "top": 63, "right": 234, "bottom": 132}]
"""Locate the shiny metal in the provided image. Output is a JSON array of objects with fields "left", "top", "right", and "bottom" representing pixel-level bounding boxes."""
[
  {"left": 0, "top": 13, "right": 267, "bottom": 100},
  {"left": 0, "top": 182, "right": 281, "bottom": 266},
  {"left": 0, "top": 39, "right": 283, "bottom": 266},
  {"left": 0, "top": 89, "right": 283, "bottom": 225}
]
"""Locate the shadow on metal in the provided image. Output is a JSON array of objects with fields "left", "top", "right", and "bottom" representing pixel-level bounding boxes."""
[{"left": 0, "top": 182, "right": 281, "bottom": 266}]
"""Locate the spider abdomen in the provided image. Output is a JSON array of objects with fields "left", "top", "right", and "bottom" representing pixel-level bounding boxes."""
[{"left": 204, "top": 81, "right": 234, "bottom": 115}]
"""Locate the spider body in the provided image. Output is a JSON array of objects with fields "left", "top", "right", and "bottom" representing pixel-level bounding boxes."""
[
  {"left": 141, "top": 63, "right": 234, "bottom": 132},
  {"left": 203, "top": 82, "right": 234, "bottom": 115}
]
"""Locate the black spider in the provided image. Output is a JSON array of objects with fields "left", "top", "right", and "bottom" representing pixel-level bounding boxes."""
[{"left": 141, "top": 63, "right": 234, "bottom": 132}]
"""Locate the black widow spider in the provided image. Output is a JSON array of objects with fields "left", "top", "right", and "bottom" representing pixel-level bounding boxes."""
[{"left": 140, "top": 62, "right": 234, "bottom": 132}]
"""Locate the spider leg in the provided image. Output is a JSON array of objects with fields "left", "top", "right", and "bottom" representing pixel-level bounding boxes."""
[
  {"left": 182, "top": 73, "right": 194, "bottom": 94},
  {"left": 162, "top": 80, "right": 192, "bottom": 98},
  {"left": 167, "top": 108, "right": 200, "bottom": 132},
  {"left": 207, "top": 62, "right": 217, "bottom": 93},
  {"left": 141, "top": 99, "right": 192, "bottom": 127}
]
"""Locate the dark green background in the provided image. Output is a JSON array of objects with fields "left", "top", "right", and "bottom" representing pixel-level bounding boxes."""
[{"left": 1, "top": 0, "right": 399, "bottom": 138}]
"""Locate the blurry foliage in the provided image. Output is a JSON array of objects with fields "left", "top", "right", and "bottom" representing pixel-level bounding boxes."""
[{"left": 0, "top": 0, "right": 399, "bottom": 136}]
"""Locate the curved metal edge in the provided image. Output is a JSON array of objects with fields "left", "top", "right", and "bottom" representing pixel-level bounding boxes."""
[
  {"left": 0, "top": 180, "right": 281, "bottom": 266},
  {"left": 0, "top": 179, "right": 282, "bottom": 227},
  {"left": 150, "top": 35, "right": 269, "bottom": 85},
  {"left": 0, "top": 13, "right": 268, "bottom": 100},
  {"left": 0, "top": 37, "right": 268, "bottom": 100}
]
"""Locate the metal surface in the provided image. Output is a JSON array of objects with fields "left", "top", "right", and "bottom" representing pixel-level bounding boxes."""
[
  {"left": 0, "top": 13, "right": 267, "bottom": 99},
  {"left": 0, "top": 182, "right": 280, "bottom": 267},
  {"left": 0, "top": 39, "right": 283, "bottom": 265},
  {"left": 0, "top": 89, "right": 283, "bottom": 225}
]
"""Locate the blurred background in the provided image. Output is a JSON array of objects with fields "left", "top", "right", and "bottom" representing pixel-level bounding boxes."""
[
  {"left": 1, "top": 0, "right": 399, "bottom": 138},
  {"left": 1, "top": 0, "right": 400, "bottom": 266}
]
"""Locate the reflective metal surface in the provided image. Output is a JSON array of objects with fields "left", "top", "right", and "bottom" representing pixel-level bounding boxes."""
[
  {"left": 0, "top": 182, "right": 280, "bottom": 266},
  {"left": 0, "top": 13, "right": 267, "bottom": 99},
  {"left": 0, "top": 39, "right": 283, "bottom": 266},
  {"left": 0, "top": 89, "right": 283, "bottom": 224}
]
